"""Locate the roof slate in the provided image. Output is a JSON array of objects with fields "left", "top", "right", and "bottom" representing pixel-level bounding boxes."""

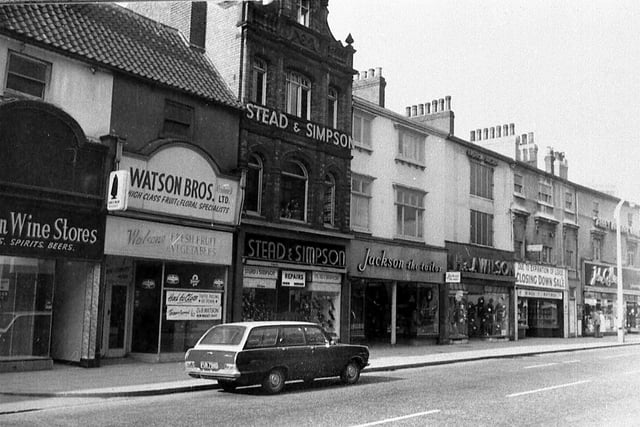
[{"left": 0, "top": 3, "right": 241, "bottom": 109}]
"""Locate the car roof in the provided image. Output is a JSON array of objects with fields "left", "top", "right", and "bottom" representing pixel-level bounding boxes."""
[{"left": 215, "top": 321, "right": 319, "bottom": 329}]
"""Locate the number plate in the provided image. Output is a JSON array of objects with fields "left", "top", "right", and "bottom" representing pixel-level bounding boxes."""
[{"left": 200, "top": 361, "right": 219, "bottom": 370}]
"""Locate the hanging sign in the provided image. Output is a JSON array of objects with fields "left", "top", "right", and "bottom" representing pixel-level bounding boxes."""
[{"left": 107, "top": 170, "right": 130, "bottom": 211}]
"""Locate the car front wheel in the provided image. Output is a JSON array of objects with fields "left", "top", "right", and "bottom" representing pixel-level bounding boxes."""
[
  {"left": 340, "top": 360, "right": 361, "bottom": 385},
  {"left": 262, "top": 368, "right": 286, "bottom": 394}
]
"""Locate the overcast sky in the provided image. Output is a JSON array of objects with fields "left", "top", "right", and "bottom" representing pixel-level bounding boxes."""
[{"left": 327, "top": 0, "right": 640, "bottom": 204}]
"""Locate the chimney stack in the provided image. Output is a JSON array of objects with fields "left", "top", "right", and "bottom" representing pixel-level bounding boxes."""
[
  {"left": 404, "top": 96, "right": 455, "bottom": 135},
  {"left": 544, "top": 147, "right": 555, "bottom": 175},
  {"left": 353, "top": 66, "right": 387, "bottom": 107}
]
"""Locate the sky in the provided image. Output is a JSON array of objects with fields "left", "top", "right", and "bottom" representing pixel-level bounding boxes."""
[{"left": 327, "top": 0, "right": 640, "bottom": 203}]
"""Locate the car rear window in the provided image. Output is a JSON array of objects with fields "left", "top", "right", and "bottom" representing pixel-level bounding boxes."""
[
  {"left": 199, "top": 325, "right": 245, "bottom": 345},
  {"left": 245, "top": 327, "right": 279, "bottom": 349}
]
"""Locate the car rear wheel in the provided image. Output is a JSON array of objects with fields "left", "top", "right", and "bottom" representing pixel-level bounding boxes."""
[
  {"left": 340, "top": 360, "right": 361, "bottom": 385},
  {"left": 262, "top": 368, "right": 286, "bottom": 394},
  {"left": 218, "top": 380, "right": 237, "bottom": 392}
]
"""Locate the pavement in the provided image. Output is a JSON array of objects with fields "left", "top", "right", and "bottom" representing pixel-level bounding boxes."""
[{"left": 1, "top": 334, "right": 639, "bottom": 414}]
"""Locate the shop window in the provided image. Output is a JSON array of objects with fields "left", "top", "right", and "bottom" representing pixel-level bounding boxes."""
[
  {"left": 323, "top": 173, "right": 336, "bottom": 226},
  {"left": 351, "top": 174, "right": 373, "bottom": 232},
  {"left": 397, "top": 283, "right": 439, "bottom": 338},
  {"left": 353, "top": 111, "right": 372, "bottom": 148},
  {"left": 395, "top": 186, "right": 425, "bottom": 239},
  {"left": 470, "top": 209, "right": 493, "bottom": 247},
  {"left": 5, "top": 51, "right": 50, "bottom": 99},
  {"left": 328, "top": 87, "right": 338, "bottom": 128},
  {"left": 162, "top": 99, "right": 193, "bottom": 139},
  {"left": 251, "top": 57, "right": 267, "bottom": 105},
  {"left": 245, "top": 154, "right": 264, "bottom": 215},
  {"left": 296, "top": 0, "right": 310, "bottom": 26},
  {"left": 280, "top": 159, "right": 307, "bottom": 221},
  {"left": 470, "top": 161, "right": 494, "bottom": 200},
  {"left": 449, "top": 286, "right": 509, "bottom": 339},
  {"left": 0, "top": 257, "right": 54, "bottom": 359},
  {"left": 397, "top": 129, "right": 425, "bottom": 165},
  {"left": 286, "top": 71, "right": 311, "bottom": 119}
]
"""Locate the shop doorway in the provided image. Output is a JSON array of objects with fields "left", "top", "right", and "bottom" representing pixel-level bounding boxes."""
[
  {"left": 104, "top": 283, "right": 129, "bottom": 358},
  {"left": 103, "top": 257, "right": 134, "bottom": 358}
]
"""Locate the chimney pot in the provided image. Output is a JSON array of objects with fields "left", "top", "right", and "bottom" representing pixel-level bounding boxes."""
[
  {"left": 503, "top": 124, "right": 508, "bottom": 136},
  {"left": 368, "top": 68, "right": 375, "bottom": 78},
  {"left": 509, "top": 123, "right": 515, "bottom": 135},
  {"left": 496, "top": 126, "right": 502, "bottom": 137},
  {"left": 445, "top": 95, "right": 451, "bottom": 111},
  {"left": 411, "top": 105, "right": 418, "bottom": 116},
  {"left": 476, "top": 129, "right": 482, "bottom": 140},
  {"left": 470, "top": 130, "right": 476, "bottom": 141},
  {"left": 490, "top": 127, "right": 495, "bottom": 139},
  {"left": 439, "top": 98, "right": 445, "bottom": 111},
  {"left": 425, "top": 103, "right": 431, "bottom": 114},
  {"left": 376, "top": 67, "right": 382, "bottom": 77},
  {"left": 405, "top": 106, "right": 411, "bottom": 117},
  {"left": 528, "top": 132, "right": 534, "bottom": 143},
  {"left": 483, "top": 128, "right": 489, "bottom": 139},
  {"left": 418, "top": 104, "right": 424, "bottom": 115},
  {"left": 522, "top": 133, "right": 527, "bottom": 144}
]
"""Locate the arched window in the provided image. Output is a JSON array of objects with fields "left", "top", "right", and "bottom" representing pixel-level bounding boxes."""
[
  {"left": 245, "top": 154, "right": 263, "bottom": 214},
  {"left": 280, "top": 160, "right": 307, "bottom": 221},
  {"left": 323, "top": 173, "right": 336, "bottom": 226}
]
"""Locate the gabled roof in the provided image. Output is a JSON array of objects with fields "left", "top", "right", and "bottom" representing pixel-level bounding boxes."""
[{"left": 0, "top": 3, "right": 242, "bottom": 109}]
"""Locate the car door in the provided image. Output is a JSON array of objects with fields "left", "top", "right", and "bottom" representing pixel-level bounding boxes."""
[
  {"left": 303, "top": 326, "right": 334, "bottom": 377},
  {"left": 278, "top": 326, "right": 312, "bottom": 380}
]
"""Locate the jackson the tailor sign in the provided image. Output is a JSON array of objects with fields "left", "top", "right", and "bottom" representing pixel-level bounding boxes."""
[
  {"left": 104, "top": 216, "right": 232, "bottom": 265},
  {"left": 0, "top": 198, "right": 103, "bottom": 260},
  {"left": 120, "top": 145, "right": 241, "bottom": 225}
]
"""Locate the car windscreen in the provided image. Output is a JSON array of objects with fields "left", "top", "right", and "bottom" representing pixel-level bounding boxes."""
[{"left": 198, "top": 325, "right": 246, "bottom": 346}]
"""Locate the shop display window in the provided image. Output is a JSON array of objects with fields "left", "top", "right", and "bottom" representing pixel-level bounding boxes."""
[
  {"left": 242, "top": 273, "right": 341, "bottom": 337},
  {"left": 0, "top": 256, "right": 54, "bottom": 358},
  {"left": 449, "top": 284, "right": 509, "bottom": 339},
  {"left": 583, "top": 293, "right": 638, "bottom": 335},
  {"left": 160, "top": 262, "right": 227, "bottom": 353},
  {"left": 397, "top": 283, "right": 438, "bottom": 338}
]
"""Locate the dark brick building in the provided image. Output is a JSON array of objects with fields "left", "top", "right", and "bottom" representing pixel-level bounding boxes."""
[{"left": 130, "top": 0, "right": 356, "bottom": 339}]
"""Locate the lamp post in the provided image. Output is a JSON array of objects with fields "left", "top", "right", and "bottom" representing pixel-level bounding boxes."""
[{"left": 614, "top": 199, "right": 625, "bottom": 343}]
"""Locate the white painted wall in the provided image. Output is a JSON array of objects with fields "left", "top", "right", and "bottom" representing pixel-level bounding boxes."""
[
  {"left": 0, "top": 36, "right": 113, "bottom": 140},
  {"left": 351, "top": 103, "right": 446, "bottom": 247}
]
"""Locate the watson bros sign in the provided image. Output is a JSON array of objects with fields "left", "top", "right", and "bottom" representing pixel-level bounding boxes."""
[
  {"left": 0, "top": 198, "right": 103, "bottom": 260},
  {"left": 121, "top": 145, "right": 241, "bottom": 225}
]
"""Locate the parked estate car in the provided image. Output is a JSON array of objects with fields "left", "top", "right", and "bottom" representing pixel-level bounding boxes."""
[{"left": 185, "top": 321, "right": 369, "bottom": 394}]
